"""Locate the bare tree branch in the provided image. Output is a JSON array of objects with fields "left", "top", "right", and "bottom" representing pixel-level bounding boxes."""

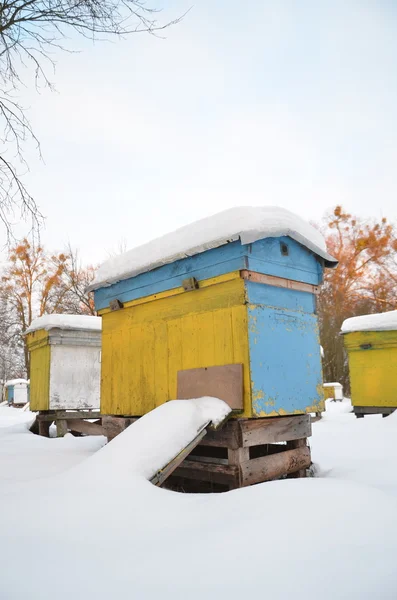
[{"left": 0, "top": 1, "right": 185, "bottom": 238}]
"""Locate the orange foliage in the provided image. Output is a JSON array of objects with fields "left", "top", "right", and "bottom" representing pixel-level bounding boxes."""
[
  {"left": 1, "top": 238, "right": 96, "bottom": 375},
  {"left": 319, "top": 206, "right": 397, "bottom": 389}
]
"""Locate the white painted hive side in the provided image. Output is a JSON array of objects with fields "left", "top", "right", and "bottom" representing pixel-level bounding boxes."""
[{"left": 48, "top": 330, "right": 101, "bottom": 410}]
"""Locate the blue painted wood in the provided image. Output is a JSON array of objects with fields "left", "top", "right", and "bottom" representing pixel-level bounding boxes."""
[
  {"left": 246, "top": 237, "right": 321, "bottom": 285},
  {"left": 94, "top": 235, "right": 324, "bottom": 310},
  {"left": 7, "top": 386, "right": 14, "bottom": 404},
  {"left": 247, "top": 305, "right": 323, "bottom": 416},
  {"left": 246, "top": 281, "right": 316, "bottom": 314}
]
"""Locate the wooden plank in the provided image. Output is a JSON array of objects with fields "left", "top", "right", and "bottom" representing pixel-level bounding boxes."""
[
  {"left": 185, "top": 455, "right": 229, "bottom": 466},
  {"left": 66, "top": 419, "right": 104, "bottom": 436},
  {"left": 37, "top": 410, "right": 102, "bottom": 421},
  {"left": 240, "top": 415, "right": 311, "bottom": 447},
  {"left": 198, "top": 420, "right": 242, "bottom": 449},
  {"left": 173, "top": 460, "right": 240, "bottom": 486},
  {"left": 228, "top": 447, "right": 249, "bottom": 465},
  {"left": 177, "top": 364, "right": 244, "bottom": 410},
  {"left": 240, "top": 269, "right": 320, "bottom": 295},
  {"left": 241, "top": 446, "right": 311, "bottom": 486},
  {"left": 150, "top": 426, "right": 208, "bottom": 487},
  {"left": 286, "top": 438, "right": 307, "bottom": 449}
]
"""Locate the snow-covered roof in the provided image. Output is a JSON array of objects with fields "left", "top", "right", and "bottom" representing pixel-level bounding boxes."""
[
  {"left": 89, "top": 206, "right": 338, "bottom": 291},
  {"left": 341, "top": 310, "right": 397, "bottom": 334},
  {"left": 4, "top": 379, "right": 29, "bottom": 388},
  {"left": 25, "top": 314, "right": 102, "bottom": 334}
]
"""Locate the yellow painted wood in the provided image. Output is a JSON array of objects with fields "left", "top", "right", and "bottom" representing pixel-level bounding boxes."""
[
  {"left": 323, "top": 387, "right": 334, "bottom": 400},
  {"left": 344, "top": 330, "right": 397, "bottom": 408},
  {"left": 97, "top": 270, "right": 242, "bottom": 316},
  {"left": 26, "top": 330, "right": 50, "bottom": 411},
  {"left": 100, "top": 276, "right": 252, "bottom": 417}
]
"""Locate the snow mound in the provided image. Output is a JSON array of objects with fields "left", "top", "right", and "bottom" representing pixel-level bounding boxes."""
[
  {"left": 2, "top": 397, "right": 397, "bottom": 599},
  {"left": 341, "top": 310, "right": 397, "bottom": 333},
  {"left": 25, "top": 314, "right": 102, "bottom": 334},
  {"left": 89, "top": 206, "right": 338, "bottom": 290},
  {"left": 84, "top": 397, "right": 231, "bottom": 481}
]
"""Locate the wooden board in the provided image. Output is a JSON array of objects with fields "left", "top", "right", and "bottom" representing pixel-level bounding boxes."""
[
  {"left": 150, "top": 427, "right": 208, "bottom": 487},
  {"left": 177, "top": 364, "right": 244, "bottom": 410},
  {"left": 241, "top": 446, "right": 311, "bottom": 486},
  {"left": 174, "top": 460, "right": 240, "bottom": 487},
  {"left": 240, "top": 269, "right": 320, "bottom": 295},
  {"left": 239, "top": 415, "right": 311, "bottom": 447},
  {"left": 66, "top": 419, "right": 104, "bottom": 436}
]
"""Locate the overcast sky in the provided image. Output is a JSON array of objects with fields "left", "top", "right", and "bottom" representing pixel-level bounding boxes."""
[{"left": 8, "top": 0, "right": 397, "bottom": 265}]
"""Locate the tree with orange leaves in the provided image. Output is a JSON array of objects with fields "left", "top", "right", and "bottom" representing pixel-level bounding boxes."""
[
  {"left": 1, "top": 239, "right": 95, "bottom": 376},
  {"left": 319, "top": 206, "right": 397, "bottom": 391}
]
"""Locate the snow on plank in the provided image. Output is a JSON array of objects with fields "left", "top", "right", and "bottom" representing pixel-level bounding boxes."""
[{"left": 86, "top": 397, "right": 231, "bottom": 484}]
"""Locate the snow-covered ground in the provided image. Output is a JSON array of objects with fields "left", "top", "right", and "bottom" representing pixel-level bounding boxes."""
[{"left": 1, "top": 400, "right": 397, "bottom": 600}]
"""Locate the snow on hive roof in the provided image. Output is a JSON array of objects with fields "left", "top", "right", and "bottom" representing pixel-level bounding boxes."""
[
  {"left": 89, "top": 206, "right": 338, "bottom": 291},
  {"left": 341, "top": 310, "right": 397, "bottom": 334},
  {"left": 25, "top": 314, "right": 101, "bottom": 334},
  {"left": 4, "top": 379, "right": 29, "bottom": 387}
]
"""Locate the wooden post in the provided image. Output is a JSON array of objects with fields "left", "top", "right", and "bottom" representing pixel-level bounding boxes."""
[
  {"left": 38, "top": 420, "right": 51, "bottom": 438},
  {"left": 56, "top": 419, "right": 68, "bottom": 437}
]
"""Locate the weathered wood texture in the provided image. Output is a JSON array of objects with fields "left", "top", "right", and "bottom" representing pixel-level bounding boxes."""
[
  {"left": 239, "top": 415, "right": 311, "bottom": 446},
  {"left": 38, "top": 419, "right": 51, "bottom": 437},
  {"left": 102, "top": 415, "right": 137, "bottom": 441},
  {"left": 37, "top": 410, "right": 101, "bottom": 421},
  {"left": 177, "top": 363, "right": 244, "bottom": 410},
  {"left": 66, "top": 419, "right": 104, "bottom": 436},
  {"left": 173, "top": 460, "right": 240, "bottom": 487},
  {"left": 199, "top": 415, "right": 311, "bottom": 449},
  {"left": 56, "top": 419, "right": 68, "bottom": 438},
  {"left": 103, "top": 414, "right": 311, "bottom": 491},
  {"left": 354, "top": 406, "right": 396, "bottom": 415},
  {"left": 240, "top": 269, "right": 320, "bottom": 295},
  {"left": 150, "top": 427, "right": 208, "bottom": 486},
  {"left": 241, "top": 446, "right": 311, "bottom": 486}
]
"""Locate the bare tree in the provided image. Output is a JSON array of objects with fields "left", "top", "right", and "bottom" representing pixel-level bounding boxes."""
[{"left": 0, "top": 1, "right": 183, "bottom": 237}]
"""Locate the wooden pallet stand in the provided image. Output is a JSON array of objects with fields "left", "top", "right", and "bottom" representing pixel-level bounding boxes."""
[
  {"left": 354, "top": 406, "right": 396, "bottom": 419},
  {"left": 102, "top": 413, "right": 312, "bottom": 492},
  {"left": 33, "top": 410, "right": 104, "bottom": 437}
]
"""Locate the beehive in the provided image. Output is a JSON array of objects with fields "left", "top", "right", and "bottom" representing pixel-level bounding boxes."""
[
  {"left": 26, "top": 315, "right": 102, "bottom": 412},
  {"left": 342, "top": 310, "right": 397, "bottom": 416},
  {"left": 4, "top": 379, "right": 29, "bottom": 405},
  {"left": 91, "top": 207, "right": 337, "bottom": 419}
]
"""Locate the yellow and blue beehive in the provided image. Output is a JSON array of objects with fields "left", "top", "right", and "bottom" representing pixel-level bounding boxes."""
[
  {"left": 342, "top": 311, "right": 397, "bottom": 414},
  {"left": 90, "top": 207, "right": 337, "bottom": 418},
  {"left": 26, "top": 314, "right": 102, "bottom": 412}
]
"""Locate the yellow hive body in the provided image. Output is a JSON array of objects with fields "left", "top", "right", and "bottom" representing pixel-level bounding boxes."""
[
  {"left": 99, "top": 272, "right": 253, "bottom": 417},
  {"left": 27, "top": 329, "right": 51, "bottom": 411},
  {"left": 344, "top": 330, "right": 397, "bottom": 410}
]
